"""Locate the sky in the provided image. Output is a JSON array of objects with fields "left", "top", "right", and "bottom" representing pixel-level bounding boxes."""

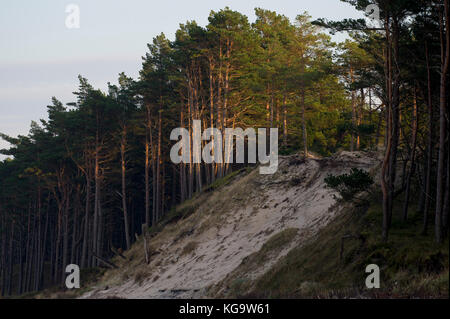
[{"left": 0, "top": 0, "right": 365, "bottom": 159}]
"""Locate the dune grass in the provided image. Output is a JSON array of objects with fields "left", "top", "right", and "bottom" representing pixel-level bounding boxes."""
[{"left": 243, "top": 193, "right": 449, "bottom": 299}]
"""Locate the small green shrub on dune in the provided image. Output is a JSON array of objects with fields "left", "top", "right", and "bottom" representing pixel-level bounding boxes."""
[{"left": 325, "top": 168, "right": 374, "bottom": 201}]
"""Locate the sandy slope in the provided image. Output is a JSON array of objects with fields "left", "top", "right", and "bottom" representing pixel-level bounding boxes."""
[{"left": 81, "top": 151, "right": 379, "bottom": 299}]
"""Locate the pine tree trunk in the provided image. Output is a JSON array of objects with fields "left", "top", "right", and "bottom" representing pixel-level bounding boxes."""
[
  {"left": 180, "top": 104, "right": 187, "bottom": 202},
  {"left": 208, "top": 57, "right": 216, "bottom": 183},
  {"left": 93, "top": 143, "right": 100, "bottom": 266},
  {"left": 435, "top": 1, "right": 449, "bottom": 243},
  {"left": 350, "top": 68, "right": 356, "bottom": 152},
  {"left": 301, "top": 89, "right": 308, "bottom": 158},
  {"left": 81, "top": 168, "right": 91, "bottom": 268},
  {"left": 283, "top": 93, "right": 288, "bottom": 147},
  {"left": 145, "top": 103, "right": 154, "bottom": 227},
  {"left": 387, "top": 17, "right": 401, "bottom": 234},
  {"left": 443, "top": 146, "right": 450, "bottom": 235},
  {"left": 402, "top": 87, "right": 418, "bottom": 221},
  {"left": 422, "top": 42, "right": 434, "bottom": 235},
  {"left": 7, "top": 221, "right": 14, "bottom": 296},
  {"left": 121, "top": 128, "right": 131, "bottom": 250},
  {"left": 382, "top": 15, "right": 393, "bottom": 241},
  {"left": 155, "top": 109, "right": 162, "bottom": 225},
  {"left": 62, "top": 189, "right": 70, "bottom": 285}
]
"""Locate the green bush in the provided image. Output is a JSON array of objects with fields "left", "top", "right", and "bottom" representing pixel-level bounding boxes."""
[{"left": 325, "top": 168, "right": 374, "bottom": 201}]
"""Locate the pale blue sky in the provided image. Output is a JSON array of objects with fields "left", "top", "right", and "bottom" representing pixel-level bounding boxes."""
[{"left": 0, "top": 0, "right": 364, "bottom": 157}]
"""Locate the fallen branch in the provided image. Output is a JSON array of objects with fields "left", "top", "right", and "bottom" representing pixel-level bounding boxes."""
[
  {"left": 110, "top": 245, "right": 127, "bottom": 260},
  {"left": 150, "top": 250, "right": 162, "bottom": 258},
  {"left": 92, "top": 252, "right": 119, "bottom": 269}
]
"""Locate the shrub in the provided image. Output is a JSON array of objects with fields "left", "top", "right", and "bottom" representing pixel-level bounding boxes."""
[{"left": 325, "top": 168, "right": 374, "bottom": 201}]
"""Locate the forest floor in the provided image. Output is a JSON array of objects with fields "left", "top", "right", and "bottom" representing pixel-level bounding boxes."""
[{"left": 27, "top": 150, "right": 448, "bottom": 299}]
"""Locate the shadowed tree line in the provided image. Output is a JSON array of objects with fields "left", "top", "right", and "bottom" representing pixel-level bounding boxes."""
[{"left": 315, "top": 0, "right": 449, "bottom": 242}]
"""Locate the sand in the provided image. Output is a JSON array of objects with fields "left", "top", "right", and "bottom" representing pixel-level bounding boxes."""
[{"left": 81, "top": 151, "right": 379, "bottom": 299}]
